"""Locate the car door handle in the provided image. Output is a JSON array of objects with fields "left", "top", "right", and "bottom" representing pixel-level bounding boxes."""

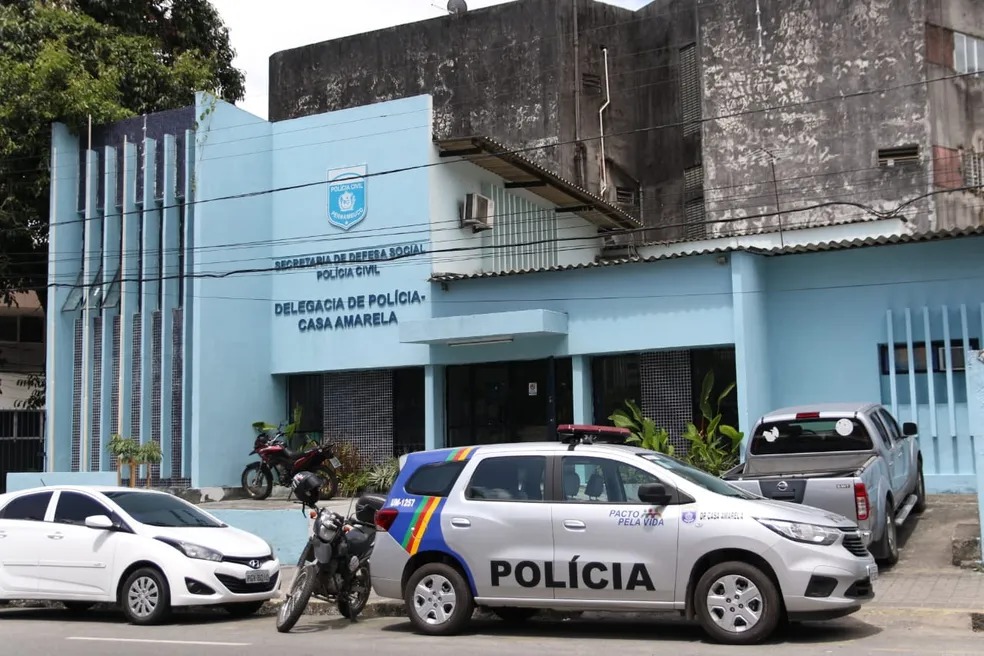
[
  {"left": 563, "top": 520, "right": 586, "bottom": 530},
  {"left": 0, "top": 531, "right": 6, "bottom": 539},
  {"left": 450, "top": 518, "right": 471, "bottom": 528},
  {"left": 47, "top": 532, "right": 64, "bottom": 540}
]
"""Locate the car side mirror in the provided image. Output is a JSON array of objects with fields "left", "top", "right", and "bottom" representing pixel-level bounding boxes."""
[
  {"left": 84, "top": 514, "right": 115, "bottom": 530},
  {"left": 902, "top": 422, "right": 918, "bottom": 437},
  {"left": 638, "top": 483, "right": 672, "bottom": 506}
]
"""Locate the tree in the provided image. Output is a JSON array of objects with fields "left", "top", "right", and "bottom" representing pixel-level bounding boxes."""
[{"left": 0, "top": 0, "right": 244, "bottom": 401}]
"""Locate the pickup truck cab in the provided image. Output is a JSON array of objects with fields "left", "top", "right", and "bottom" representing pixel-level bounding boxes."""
[
  {"left": 370, "top": 425, "right": 877, "bottom": 645},
  {"left": 722, "top": 403, "right": 926, "bottom": 566}
]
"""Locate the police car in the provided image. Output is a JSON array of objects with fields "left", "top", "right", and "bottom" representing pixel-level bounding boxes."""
[{"left": 369, "top": 425, "right": 878, "bottom": 645}]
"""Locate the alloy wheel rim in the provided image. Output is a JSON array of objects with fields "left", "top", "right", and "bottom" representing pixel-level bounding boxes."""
[
  {"left": 705, "top": 574, "right": 763, "bottom": 634},
  {"left": 127, "top": 576, "right": 159, "bottom": 618},
  {"left": 412, "top": 574, "right": 457, "bottom": 625}
]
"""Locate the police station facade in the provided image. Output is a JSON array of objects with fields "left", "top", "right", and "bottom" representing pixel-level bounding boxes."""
[{"left": 44, "top": 92, "right": 984, "bottom": 493}]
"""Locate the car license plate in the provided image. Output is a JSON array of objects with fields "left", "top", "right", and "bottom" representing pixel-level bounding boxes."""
[
  {"left": 867, "top": 563, "right": 879, "bottom": 581},
  {"left": 245, "top": 569, "right": 270, "bottom": 585},
  {"left": 329, "top": 457, "right": 341, "bottom": 469}
]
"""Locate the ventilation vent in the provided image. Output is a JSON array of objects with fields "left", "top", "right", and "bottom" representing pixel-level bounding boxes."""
[
  {"left": 582, "top": 72, "right": 602, "bottom": 94},
  {"left": 878, "top": 145, "right": 920, "bottom": 167},
  {"left": 616, "top": 187, "right": 636, "bottom": 206}
]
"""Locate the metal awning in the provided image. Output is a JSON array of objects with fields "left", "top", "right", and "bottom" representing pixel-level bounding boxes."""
[
  {"left": 435, "top": 135, "right": 641, "bottom": 231},
  {"left": 399, "top": 309, "right": 568, "bottom": 346}
]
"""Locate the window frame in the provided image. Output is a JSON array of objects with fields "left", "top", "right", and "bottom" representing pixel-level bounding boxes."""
[
  {"left": 0, "top": 490, "right": 53, "bottom": 521},
  {"left": 462, "top": 454, "right": 549, "bottom": 503},
  {"left": 52, "top": 490, "right": 115, "bottom": 526},
  {"left": 404, "top": 460, "right": 468, "bottom": 498},
  {"left": 553, "top": 454, "right": 685, "bottom": 506}
]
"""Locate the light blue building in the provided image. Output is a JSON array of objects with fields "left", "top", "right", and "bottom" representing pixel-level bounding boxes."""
[{"left": 43, "top": 93, "right": 984, "bottom": 494}]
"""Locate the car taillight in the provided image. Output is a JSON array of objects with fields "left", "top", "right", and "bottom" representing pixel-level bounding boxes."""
[
  {"left": 854, "top": 482, "right": 870, "bottom": 520},
  {"left": 795, "top": 412, "right": 821, "bottom": 419},
  {"left": 375, "top": 508, "right": 398, "bottom": 531}
]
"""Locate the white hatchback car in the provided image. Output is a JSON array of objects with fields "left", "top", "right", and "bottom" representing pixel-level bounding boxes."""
[{"left": 0, "top": 485, "right": 281, "bottom": 624}]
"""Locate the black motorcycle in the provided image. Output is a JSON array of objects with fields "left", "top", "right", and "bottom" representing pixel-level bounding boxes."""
[{"left": 276, "top": 472, "right": 385, "bottom": 632}]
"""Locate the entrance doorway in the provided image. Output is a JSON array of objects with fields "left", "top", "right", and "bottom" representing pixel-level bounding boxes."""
[{"left": 446, "top": 358, "right": 573, "bottom": 448}]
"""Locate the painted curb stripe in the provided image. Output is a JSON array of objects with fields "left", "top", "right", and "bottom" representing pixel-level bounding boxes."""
[{"left": 407, "top": 496, "right": 442, "bottom": 555}]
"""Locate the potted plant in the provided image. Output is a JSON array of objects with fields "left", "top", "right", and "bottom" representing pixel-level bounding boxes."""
[
  {"left": 107, "top": 434, "right": 139, "bottom": 487},
  {"left": 137, "top": 441, "right": 163, "bottom": 488}
]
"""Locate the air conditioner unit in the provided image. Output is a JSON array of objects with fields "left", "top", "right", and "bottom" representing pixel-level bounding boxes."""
[{"left": 461, "top": 192, "right": 494, "bottom": 232}]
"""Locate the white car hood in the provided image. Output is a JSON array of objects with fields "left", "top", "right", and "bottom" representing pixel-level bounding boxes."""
[
  {"left": 147, "top": 525, "right": 272, "bottom": 558},
  {"left": 745, "top": 498, "right": 857, "bottom": 528}
]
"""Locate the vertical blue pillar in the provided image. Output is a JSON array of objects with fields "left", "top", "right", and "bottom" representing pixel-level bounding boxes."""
[
  {"left": 181, "top": 130, "right": 196, "bottom": 479},
  {"left": 730, "top": 252, "right": 771, "bottom": 455},
  {"left": 80, "top": 149, "right": 102, "bottom": 471},
  {"left": 117, "top": 140, "right": 139, "bottom": 439},
  {"left": 99, "top": 146, "right": 120, "bottom": 470},
  {"left": 965, "top": 350, "right": 984, "bottom": 536},
  {"left": 139, "top": 138, "right": 159, "bottom": 480},
  {"left": 424, "top": 365, "right": 446, "bottom": 450},
  {"left": 46, "top": 124, "right": 83, "bottom": 473},
  {"left": 572, "top": 355, "right": 594, "bottom": 424},
  {"left": 159, "top": 135, "right": 180, "bottom": 479}
]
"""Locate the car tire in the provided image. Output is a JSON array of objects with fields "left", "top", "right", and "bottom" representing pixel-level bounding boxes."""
[
  {"left": 694, "top": 561, "right": 782, "bottom": 645},
  {"left": 223, "top": 600, "right": 265, "bottom": 617},
  {"left": 913, "top": 464, "right": 927, "bottom": 514},
  {"left": 876, "top": 499, "right": 900, "bottom": 566},
  {"left": 62, "top": 601, "right": 96, "bottom": 613},
  {"left": 404, "top": 562, "right": 474, "bottom": 636},
  {"left": 491, "top": 607, "right": 538, "bottom": 623},
  {"left": 242, "top": 463, "right": 273, "bottom": 500},
  {"left": 120, "top": 567, "right": 171, "bottom": 625}
]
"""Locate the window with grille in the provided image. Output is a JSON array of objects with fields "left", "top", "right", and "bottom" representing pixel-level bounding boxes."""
[
  {"left": 963, "top": 149, "right": 983, "bottom": 191},
  {"left": 680, "top": 44, "right": 701, "bottom": 137}
]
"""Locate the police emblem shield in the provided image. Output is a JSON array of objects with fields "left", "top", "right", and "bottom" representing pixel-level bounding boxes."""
[{"left": 327, "top": 165, "right": 368, "bottom": 230}]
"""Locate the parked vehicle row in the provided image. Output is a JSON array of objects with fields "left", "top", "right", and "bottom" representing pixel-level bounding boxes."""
[{"left": 241, "top": 424, "right": 343, "bottom": 501}]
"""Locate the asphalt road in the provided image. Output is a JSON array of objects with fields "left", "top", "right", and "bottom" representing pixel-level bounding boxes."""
[{"left": 1, "top": 605, "right": 982, "bottom": 656}]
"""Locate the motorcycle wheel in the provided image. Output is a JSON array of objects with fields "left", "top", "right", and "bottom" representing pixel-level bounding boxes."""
[
  {"left": 241, "top": 462, "right": 273, "bottom": 500},
  {"left": 315, "top": 467, "right": 340, "bottom": 500},
  {"left": 338, "top": 564, "right": 371, "bottom": 620},
  {"left": 276, "top": 563, "right": 317, "bottom": 633}
]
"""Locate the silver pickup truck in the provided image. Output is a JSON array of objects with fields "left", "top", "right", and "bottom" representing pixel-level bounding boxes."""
[{"left": 722, "top": 403, "right": 926, "bottom": 566}]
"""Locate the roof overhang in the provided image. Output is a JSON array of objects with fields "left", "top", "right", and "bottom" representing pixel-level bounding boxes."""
[
  {"left": 435, "top": 135, "right": 641, "bottom": 231},
  {"left": 399, "top": 309, "right": 568, "bottom": 346}
]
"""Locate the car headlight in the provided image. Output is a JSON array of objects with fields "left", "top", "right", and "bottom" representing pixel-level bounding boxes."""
[
  {"left": 316, "top": 511, "right": 338, "bottom": 542},
  {"left": 156, "top": 537, "right": 223, "bottom": 561},
  {"left": 755, "top": 518, "right": 839, "bottom": 546}
]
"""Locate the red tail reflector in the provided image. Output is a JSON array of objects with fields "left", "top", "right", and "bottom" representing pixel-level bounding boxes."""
[
  {"left": 854, "top": 482, "right": 870, "bottom": 520},
  {"left": 375, "top": 508, "right": 398, "bottom": 531},
  {"left": 795, "top": 412, "right": 821, "bottom": 419}
]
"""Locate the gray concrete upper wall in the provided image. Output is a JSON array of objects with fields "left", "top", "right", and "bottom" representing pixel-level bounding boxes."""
[{"left": 700, "top": 0, "right": 934, "bottom": 238}]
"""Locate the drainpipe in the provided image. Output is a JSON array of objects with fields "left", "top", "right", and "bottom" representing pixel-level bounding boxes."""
[
  {"left": 598, "top": 46, "right": 611, "bottom": 197},
  {"left": 573, "top": 1, "right": 580, "bottom": 143}
]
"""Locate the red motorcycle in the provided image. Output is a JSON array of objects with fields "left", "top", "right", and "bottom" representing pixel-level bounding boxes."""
[{"left": 241, "top": 426, "right": 341, "bottom": 501}]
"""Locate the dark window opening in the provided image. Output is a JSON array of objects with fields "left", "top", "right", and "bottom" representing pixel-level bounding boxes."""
[
  {"left": 0, "top": 491, "right": 52, "bottom": 521},
  {"left": 750, "top": 417, "right": 874, "bottom": 455},
  {"left": 877, "top": 145, "right": 920, "bottom": 167},
  {"left": 19, "top": 316, "right": 44, "bottom": 343},
  {"left": 54, "top": 491, "right": 111, "bottom": 525},
  {"left": 465, "top": 455, "right": 546, "bottom": 501},
  {"left": 690, "top": 347, "right": 739, "bottom": 430},
  {"left": 393, "top": 367, "right": 425, "bottom": 456},
  {"left": 878, "top": 338, "right": 980, "bottom": 375},
  {"left": 286, "top": 374, "right": 325, "bottom": 435},
  {"left": 679, "top": 43, "right": 701, "bottom": 137},
  {"left": 591, "top": 353, "right": 641, "bottom": 425}
]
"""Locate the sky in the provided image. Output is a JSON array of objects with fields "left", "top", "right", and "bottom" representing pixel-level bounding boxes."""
[{"left": 209, "top": 0, "right": 649, "bottom": 120}]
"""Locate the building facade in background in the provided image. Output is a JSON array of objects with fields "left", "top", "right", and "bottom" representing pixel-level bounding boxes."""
[{"left": 36, "top": 0, "right": 984, "bottom": 494}]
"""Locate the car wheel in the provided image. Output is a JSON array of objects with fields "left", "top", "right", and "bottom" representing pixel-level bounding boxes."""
[
  {"left": 877, "top": 501, "right": 900, "bottom": 566},
  {"left": 62, "top": 601, "right": 96, "bottom": 613},
  {"left": 223, "top": 601, "right": 265, "bottom": 617},
  {"left": 491, "top": 607, "right": 538, "bottom": 623},
  {"left": 694, "top": 561, "right": 782, "bottom": 645},
  {"left": 913, "top": 465, "right": 927, "bottom": 514},
  {"left": 121, "top": 567, "right": 171, "bottom": 625},
  {"left": 404, "top": 562, "right": 474, "bottom": 636}
]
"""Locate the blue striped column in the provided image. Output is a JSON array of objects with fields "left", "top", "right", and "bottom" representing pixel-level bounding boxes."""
[
  {"left": 159, "top": 135, "right": 180, "bottom": 479},
  {"left": 80, "top": 149, "right": 102, "bottom": 471},
  {"left": 117, "top": 139, "right": 140, "bottom": 444},
  {"left": 99, "top": 145, "right": 121, "bottom": 470},
  {"left": 139, "top": 138, "right": 160, "bottom": 483}
]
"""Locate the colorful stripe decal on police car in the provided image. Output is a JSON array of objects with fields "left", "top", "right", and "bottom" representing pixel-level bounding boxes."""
[
  {"left": 446, "top": 446, "right": 476, "bottom": 461},
  {"left": 400, "top": 495, "right": 442, "bottom": 555}
]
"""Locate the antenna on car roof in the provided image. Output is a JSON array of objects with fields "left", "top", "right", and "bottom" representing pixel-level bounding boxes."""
[
  {"left": 556, "top": 424, "right": 632, "bottom": 451},
  {"left": 40, "top": 478, "right": 47, "bottom": 487}
]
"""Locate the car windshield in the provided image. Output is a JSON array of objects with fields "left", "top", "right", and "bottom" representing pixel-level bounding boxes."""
[
  {"left": 639, "top": 452, "right": 760, "bottom": 499},
  {"left": 104, "top": 491, "right": 225, "bottom": 528}
]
